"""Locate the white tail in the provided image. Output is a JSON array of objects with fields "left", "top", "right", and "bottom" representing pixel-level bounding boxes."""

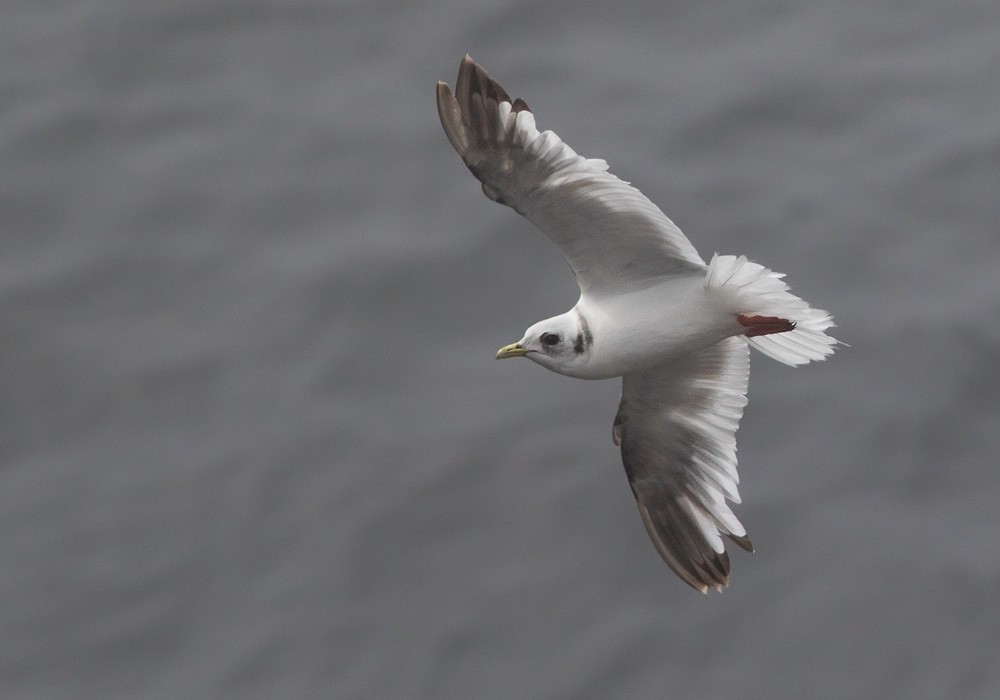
[{"left": 705, "top": 254, "right": 838, "bottom": 366}]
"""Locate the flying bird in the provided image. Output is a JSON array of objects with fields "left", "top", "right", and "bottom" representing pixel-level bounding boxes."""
[{"left": 436, "top": 56, "right": 836, "bottom": 593}]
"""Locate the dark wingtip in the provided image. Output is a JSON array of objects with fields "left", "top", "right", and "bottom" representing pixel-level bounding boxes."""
[
  {"left": 451, "top": 54, "right": 518, "bottom": 109},
  {"left": 458, "top": 54, "right": 476, "bottom": 84},
  {"left": 435, "top": 80, "right": 452, "bottom": 112},
  {"left": 436, "top": 80, "right": 469, "bottom": 155},
  {"left": 728, "top": 533, "right": 755, "bottom": 553},
  {"left": 438, "top": 56, "right": 533, "bottom": 205}
]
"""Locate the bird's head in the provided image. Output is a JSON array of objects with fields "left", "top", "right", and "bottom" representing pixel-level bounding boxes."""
[{"left": 496, "top": 312, "right": 592, "bottom": 375}]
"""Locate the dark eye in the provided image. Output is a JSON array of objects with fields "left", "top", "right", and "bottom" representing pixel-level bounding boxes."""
[{"left": 540, "top": 332, "right": 561, "bottom": 347}]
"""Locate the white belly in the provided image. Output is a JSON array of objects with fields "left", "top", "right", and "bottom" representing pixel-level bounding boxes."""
[{"left": 563, "top": 276, "right": 737, "bottom": 379}]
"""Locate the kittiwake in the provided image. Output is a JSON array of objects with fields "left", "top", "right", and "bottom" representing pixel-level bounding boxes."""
[{"left": 437, "top": 55, "right": 837, "bottom": 593}]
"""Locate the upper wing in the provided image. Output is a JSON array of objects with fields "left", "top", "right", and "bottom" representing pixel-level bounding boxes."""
[
  {"left": 613, "top": 337, "right": 754, "bottom": 592},
  {"left": 437, "top": 56, "right": 705, "bottom": 296}
]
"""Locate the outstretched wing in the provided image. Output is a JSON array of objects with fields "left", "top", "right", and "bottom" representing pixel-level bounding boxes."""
[
  {"left": 437, "top": 55, "right": 705, "bottom": 296},
  {"left": 613, "top": 337, "right": 754, "bottom": 592}
]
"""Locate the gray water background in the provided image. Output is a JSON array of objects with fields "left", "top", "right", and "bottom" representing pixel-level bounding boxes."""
[{"left": 5, "top": 0, "right": 1000, "bottom": 697}]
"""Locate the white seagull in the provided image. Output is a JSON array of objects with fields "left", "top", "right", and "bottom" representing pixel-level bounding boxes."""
[{"left": 437, "top": 56, "right": 837, "bottom": 593}]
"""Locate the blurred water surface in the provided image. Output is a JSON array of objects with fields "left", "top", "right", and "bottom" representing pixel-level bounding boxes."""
[{"left": 4, "top": 0, "right": 1000, "bottom": 697}]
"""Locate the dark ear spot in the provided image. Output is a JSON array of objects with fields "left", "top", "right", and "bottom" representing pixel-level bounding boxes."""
[{"left": 575, "top": 311, "right": 593, "bottom": 352}]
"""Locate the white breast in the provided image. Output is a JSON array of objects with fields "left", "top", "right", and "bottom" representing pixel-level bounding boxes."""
[{"left": 571, "top": 274, "right": 737, "bottom": 379}]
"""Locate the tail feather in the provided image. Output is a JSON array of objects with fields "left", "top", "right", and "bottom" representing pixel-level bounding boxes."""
[{"left": 706, "top": 254, "right": 838, "bottom": 367}]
